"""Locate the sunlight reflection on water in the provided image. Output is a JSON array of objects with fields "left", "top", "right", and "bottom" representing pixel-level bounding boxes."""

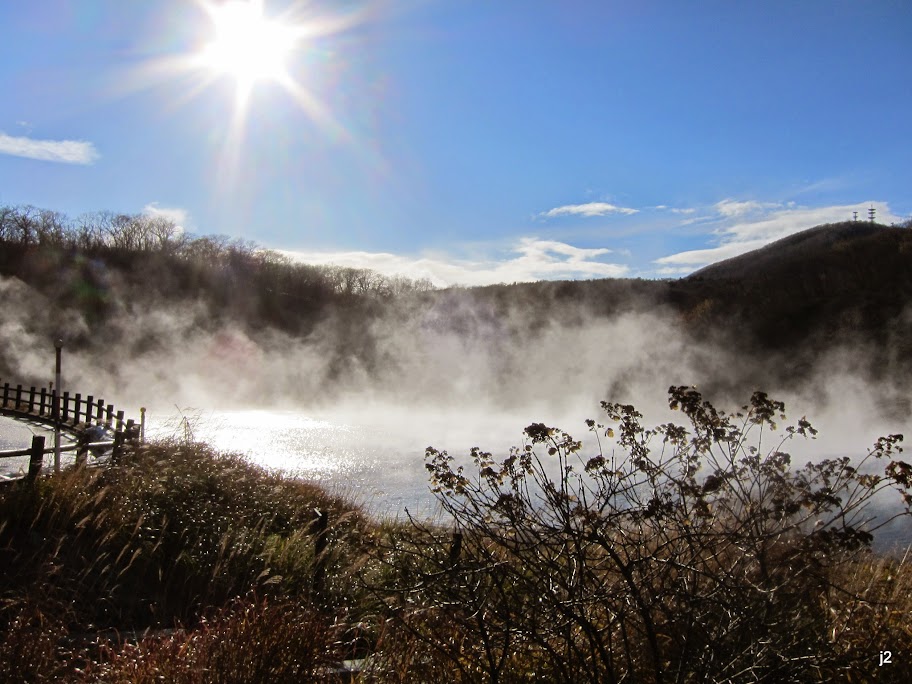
[
  {"left": 0, "top": 416, "right": 38, "bottom": 450},
  {"left": 7, "top": 409, "right": 909, "bottom": 554},
  {"left": 0, "top": 416, "right": 79, "bottom": 477},
  {"left": 145, "top": 409, "right": 449, "bottom": 519},
  {"left": 142, "top": 408, "right": 911, "bottom": 554}
]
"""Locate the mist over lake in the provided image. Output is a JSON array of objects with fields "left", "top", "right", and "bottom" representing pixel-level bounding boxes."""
[{"left": 1, "top": 212, "right": 910, "bottom": 564}]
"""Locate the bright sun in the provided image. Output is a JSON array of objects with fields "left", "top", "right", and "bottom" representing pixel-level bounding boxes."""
[
  {"left": 151, "top": 0, "right": 362, "bottom": 187},
  {"left": 200, "top": 0, "right": 296, "bottom": 90}
]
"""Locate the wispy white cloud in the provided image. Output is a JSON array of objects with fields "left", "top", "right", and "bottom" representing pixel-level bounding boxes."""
[
  {"left": 142, "top": 203, "right": 190, "bottom": 231},
  {"left": 283, "top": 237, "right": 629, "bottom": 287},
  {"left": 540, "top": 202, "right": 638, "bottom": 218},
  {"left": 654, "top": 239, "right": 770, "bottom": 268},
  {"left": 653, "top": 205, "right": 697, "bottom": 215},
  {"left": 678, "top": 215, "right": 713, "bottom": 226},
  {"left": 713, "top": 198, "right": 781, "bottom": 218},
  {"left": 655, "top": 201, "right": 902, "bottom": 271},
  {"left": 0, "top": 131, "right": 99, "bottom": 165}
]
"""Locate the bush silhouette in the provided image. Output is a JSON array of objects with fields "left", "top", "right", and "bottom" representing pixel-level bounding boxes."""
[{"left": 372, "top": 387, "right": 910, "bottom": 683}]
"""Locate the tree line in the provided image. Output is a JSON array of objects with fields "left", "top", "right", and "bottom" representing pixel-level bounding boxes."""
[{"left": 0, "top": 203, "right": 435, "bottom": 300}]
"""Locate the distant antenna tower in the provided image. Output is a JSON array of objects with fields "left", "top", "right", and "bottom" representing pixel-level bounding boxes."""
[
  {"left": 868, "top": 205, "right": 876, "bottom": 223},
  {"left": 853, "top": 211, "right": 858, "bottom": 222}
]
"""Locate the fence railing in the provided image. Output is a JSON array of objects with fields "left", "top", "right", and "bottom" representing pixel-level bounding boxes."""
[
  {"left": 0, "top": 380, "right": 138, "bottom": 432},
  {"left": 0, "top": 378, "right": 142, "bottom": 479}
]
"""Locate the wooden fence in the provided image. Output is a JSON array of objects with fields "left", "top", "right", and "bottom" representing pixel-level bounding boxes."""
[{"left": 0, "top": 378, "right": 142, "bottom": 481}]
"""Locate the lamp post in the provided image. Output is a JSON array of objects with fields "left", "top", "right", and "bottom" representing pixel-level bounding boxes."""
[{"left": 54, "top": 339, "right": 63, "bottom": 473}]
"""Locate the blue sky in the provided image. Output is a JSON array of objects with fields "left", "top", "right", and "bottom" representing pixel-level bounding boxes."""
[{"left": 1, "top": 0, "right": 909, "bottom": 285}]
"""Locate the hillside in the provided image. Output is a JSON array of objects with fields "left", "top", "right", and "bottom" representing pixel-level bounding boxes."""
[
  {"left": 672, "top": 222, "right": 912, "bottom": 359},
  {"left": 688, "top": 221, "right": 910, "bottom": 282}
]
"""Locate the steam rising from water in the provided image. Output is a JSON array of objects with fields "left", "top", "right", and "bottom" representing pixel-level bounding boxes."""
[{"left": 1, "top": 271, "right": 909, "bottom": 535}]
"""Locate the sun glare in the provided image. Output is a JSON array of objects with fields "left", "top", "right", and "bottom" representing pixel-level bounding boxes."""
[
  {"left": 113, "top": 0, "right": 369, "bottom": 192},
  {"left": 201, "top": 0, "right": 296, "bottom": 89}
]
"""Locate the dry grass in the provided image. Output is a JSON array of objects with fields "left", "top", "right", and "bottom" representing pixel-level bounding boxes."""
[
  {"left": 75, "top": 595, "right": 341, "bottom": 684},
  {"left": 1, "top": 437, "right": 911, "bottom": 682}
]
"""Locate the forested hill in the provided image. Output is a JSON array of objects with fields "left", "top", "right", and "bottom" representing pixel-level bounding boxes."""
[
  {"left": 1, "top": 204, "right": 911, "bottom": 407},
  {"left": 669, "top": 222, "right": 912, "bottom": 353},
  {"left": 690, "top": 221, "right": 912, "bottom": 290}
]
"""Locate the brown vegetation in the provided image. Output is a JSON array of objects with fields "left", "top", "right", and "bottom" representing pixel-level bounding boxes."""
[{"left": 0, "top": 388, "right": 911, "bottom": 681}]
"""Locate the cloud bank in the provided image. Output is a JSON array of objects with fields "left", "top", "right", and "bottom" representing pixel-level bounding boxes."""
[
  {"left": 655, "top": 201, "right": 903, "bottom": 271},
  {"left": 280, "top": 199, "right": 904, "bottom": 284},
  {"left": 283, "top": 237, "right": 629, "bottom": 287},
  {"left": 0, "top": 132, "right": 99, "bottom": 165}
]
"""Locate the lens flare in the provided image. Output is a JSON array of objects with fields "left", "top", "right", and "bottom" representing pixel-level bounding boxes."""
[
  {"left": 200, "top": 1, "right": 295, "bottom": 99},
  {"left": 105, "top": 1, "right": 368, "bottom": 193}
]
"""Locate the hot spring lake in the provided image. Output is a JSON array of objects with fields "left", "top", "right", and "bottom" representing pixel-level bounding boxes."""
[
  {"left": 2, "top": 407, "right": 909, "bottom": 552},
  {"left": 0, "top": 407, "right": 531, "bottom": 520}
]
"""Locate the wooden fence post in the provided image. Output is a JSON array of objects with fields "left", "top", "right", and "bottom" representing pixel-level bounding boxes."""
[
  {"left": 52, "top": 387, "right": 61, "bottom": 473},
  {"left": 27, "top": 435, "right": 45, "bottom": 484},
  {"left": 112, "top": 430, "right": 125, "bottom": 465},
  {"left": 0, "top": 381, "right": 138, "bottom": 477}
]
